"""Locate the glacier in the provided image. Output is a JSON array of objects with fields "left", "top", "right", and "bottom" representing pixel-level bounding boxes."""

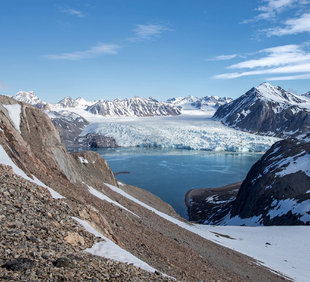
[{"left": 80, "top": 111, "right": 279, "bottom": 152}]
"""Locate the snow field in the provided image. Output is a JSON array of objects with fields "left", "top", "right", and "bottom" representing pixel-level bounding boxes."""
[{"left": 104, "top": 182, "right": 310, "bottom": 282}]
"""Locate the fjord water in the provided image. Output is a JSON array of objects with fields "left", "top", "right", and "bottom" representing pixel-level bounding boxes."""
[{"left": 94, "top": 147, "right": 262, "bottom": 219}]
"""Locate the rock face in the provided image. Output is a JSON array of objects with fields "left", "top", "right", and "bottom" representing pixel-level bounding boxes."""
[
  {"left": 49, "top": 111, "right": 118, "bottom": 149},
  {"left": 213, "top": 82, "right": 310, "bottom": 137},
  {"left": 86, "top": 97, "right": 181, "bottom": 117},
  {"left": 186, "top": 183, "right": 241, "bottom": 224},
  {"left": 167, "top": 95, "right": 232, "bottom": 112},
  {"left": 187, "top": 134, "right": 310, "bottom": 225},
  {"left": 49, "top": 111, "right": 89, "bottom": 148}
]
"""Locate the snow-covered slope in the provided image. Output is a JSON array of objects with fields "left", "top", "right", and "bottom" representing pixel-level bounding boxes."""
[
  {"left": 167, "top": 95, "right": 232, "bottom": 115},
  {"left": 12, "top": 91, "right": 50, "bottom": 110},
  {"left": 189, "top": 134, "right": 310, "bottom": 226},
  {"left": 214, "top": 82, "right": 310, "bottom": 137},
  {"left": 86, "top": 97, "right": 180, "bottom": 117},
  {"left": 81, "top": 113, "right": 279, "bottom": 152}
]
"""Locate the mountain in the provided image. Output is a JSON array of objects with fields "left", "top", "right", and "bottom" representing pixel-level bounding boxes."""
[
  {"left": 86, "top": 97, "right": 181, "bottom": 117},
  {"left": 186, "top": 133, "right": 310, "bottom": 225},
  {"left": 303, "top": 91, "right": 310, "bottom": 98},
  {"left": 167, "top": 95, "right": 232, "bottom": 112},
  {"left": 213, "top": 82, "right": 310, "bottom": 137},
  {"left": 12, "top": 91, "right": 50, "bottom": 110},
  {"left": 52, "top": 96, "right": 96, "bottom": 109},
  {"left": 0, "top": 95, "right": 282, "bottom": 281},
  {"left": 49, "top": 110, "right": 118, "bottom": 149}
]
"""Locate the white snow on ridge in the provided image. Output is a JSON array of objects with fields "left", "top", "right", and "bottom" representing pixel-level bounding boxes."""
[
  {"left": 268, "top": 199, "right": 310, "bottom": 223},
  {"left": 81, "top": 113, "right": 279, "bottom": 152},
  {"left": 3, "top": 104, "right": 21, "bottom": 133},
  {"left": 78, "top": 156, "right": 89, "bottom": 164},
  {"left": 87, "top": 185, "right": 138, "bottom": 217},
  {"left": 0, "top": 145, "right": 64, "bottom": 199},
  {"left": 104, "top": 182, "right": 310, "bottom": 282},
  {"left": 276, "top": 153, "right": 310, "bottom": 177},
  {"left": 72, "top": 217, "right": 165, "bottom": 276},
  {"left": 256, "top": 83, "right": 310, "bottom": 110}
]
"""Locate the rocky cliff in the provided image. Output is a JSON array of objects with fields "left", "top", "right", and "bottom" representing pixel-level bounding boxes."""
[
  {"left": 213, "top": 82, "right": 310, "bottom": 138},
  {"left": 186, "top": 134, "right": 310, "bottom": 225},
  {"left": 0, "top": 95, "right": 284, "bottom": 281}
]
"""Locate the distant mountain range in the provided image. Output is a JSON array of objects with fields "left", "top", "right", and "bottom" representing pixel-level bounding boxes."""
[
  {"left": 12, "top": 92, "right": 233, "bottom": 118},
  {"left": 167, "top": 95, "right": 232, "bottom": 112},
  {"left": 213, "top": 82, "right": 310, "bottom": 138},
  {"left": 11, "top": 82, "right": 310, "bottom": 141},
  {"left": 12, "top": 93, "right": 183, "bottom": 117}
]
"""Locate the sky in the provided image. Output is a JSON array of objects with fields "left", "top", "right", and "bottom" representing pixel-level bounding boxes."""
[{"left": 0, "top": 0, "right": 310, "bottom": 102}]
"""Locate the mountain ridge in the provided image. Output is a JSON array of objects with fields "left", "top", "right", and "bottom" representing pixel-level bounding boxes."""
[{"left": 213, "top": 82, "right": 310, "bottom": 137}]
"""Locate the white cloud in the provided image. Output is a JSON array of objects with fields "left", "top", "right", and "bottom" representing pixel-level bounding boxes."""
[
  {"left": 44, "top": 43, "right": 119, "bottom": 60},
  {"left": 62, "top": 8, "right": 85, "bottom": 18},
  {"left": 131, "top": 24, "right": 171, "bottom": 40},
  {"left": 267, "top": 13, "right": 310, "bottom": 36},
  {"left": 257, "top": 0, "right": 298, "bottom": 19},
  {"left": 207, "top": 54, "right": 238, "bottom": 61},
  {"left": 213, "top": 43, "right": 310, "bottom": 80},
  {"left": 268, "top": 73, "right": 310, "bottom": 80},
  {"left": 214, "top": 63, "right": 310, "bottom": 79},
  {"left": 229, "top": 44, "right": 310, "bottom": 69}
]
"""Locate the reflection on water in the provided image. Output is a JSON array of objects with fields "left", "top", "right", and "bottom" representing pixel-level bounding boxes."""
[{"left": 71, "top": 147, "right": 262, "bottom": 219}]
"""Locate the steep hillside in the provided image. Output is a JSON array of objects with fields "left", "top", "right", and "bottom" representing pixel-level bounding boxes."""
[
  {"left": 213, "top": 82, "right": 310, "bottom": 137},
  {"left": 186, "top": 134, "right": 310, "bottom": 226},
  {"left": 0, "top": 95, "right": 284, "bottom": 281}
]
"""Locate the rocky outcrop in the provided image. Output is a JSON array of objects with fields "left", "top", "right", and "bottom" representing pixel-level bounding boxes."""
[
  {"left": 73, "top": 133, "right": 118, "bottom": 149},
  {"left": 49, "top": 111, "right": 89, "bottom": 148},
  {"left": 49, "top": 111, "right": 118, "bottom": 149},
  {"left": 213, "top": 82, "right": 310, "bottom": 138},
  {"left": 86, "top": 97, "right": 181, "bottom": 117},
  {"left": 187, "top": 134, "right": 310, "bottom": 225},
  {"left": 186, "top": 182, "right": 241, "bottom": 223}
]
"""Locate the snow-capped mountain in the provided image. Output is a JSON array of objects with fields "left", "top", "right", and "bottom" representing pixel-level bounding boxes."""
[
  {"left": 86, "top": 97, "right": 181, "bottom": 117},
  {"left": 213, "top": 82, "right": 310, "bottom": 137},
  {"left": 12, "top": 91, "right": 50, "bottom": 110},
  {"left": 187, "top": 133, "right": 310, "bottom": 226},
  {"left": 167, "top": 95, "right": 232, "bottom": 113},
  {"left": 52, "top": 96, "right": 96, "bottom": 109},
  {"left": 303, "top": 91, "right": 310, "bottom": 98}
]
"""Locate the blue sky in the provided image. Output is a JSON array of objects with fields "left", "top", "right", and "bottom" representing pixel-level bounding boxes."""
[{"left": 0, "top": 0, "right": 309, "bottom": 102}]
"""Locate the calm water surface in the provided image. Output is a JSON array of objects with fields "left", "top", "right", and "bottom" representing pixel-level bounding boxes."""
[{"left": 86, "top": 147, "right": 262, "bottom": 219}]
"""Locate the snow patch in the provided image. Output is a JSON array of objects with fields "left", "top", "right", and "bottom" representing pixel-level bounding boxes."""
[
  {"left": 72, "top": 217, "right": 167, "bottom": 276},
  {"left": 0, "top": 145, "right": 64, "bottom": 199},
  {"left": 3, "top": 104, "right": 21, "bottom": 133},
  {"left": 87, "top": 185, "right": 138, "bottom": 217},
  {"left": 275, "top": 153, "right": 310, "bottom": 177},
  {"left": 268, "top": 199, "right": 310, "bottom": 223},
  {"left": 78, "top": 156, "right": 89, "bottom": 164}
]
